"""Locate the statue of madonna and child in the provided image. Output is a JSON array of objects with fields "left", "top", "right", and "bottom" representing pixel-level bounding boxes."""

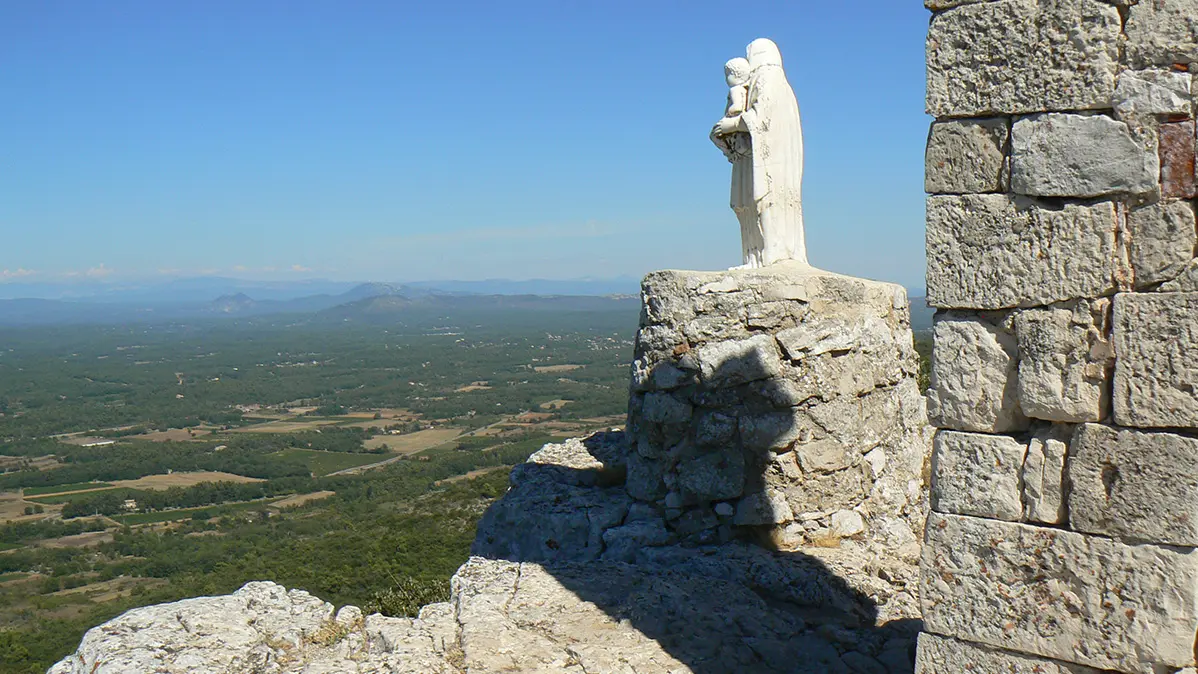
[{"left": 710, "top": 38, "right": 807, "bottom": 269}]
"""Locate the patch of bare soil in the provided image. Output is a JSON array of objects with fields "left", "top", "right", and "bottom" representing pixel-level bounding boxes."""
[
  {"left": 133, "top": 428, "right": 211, "bottom": 442},
  {"left": 270, "top": 491, "right": 336, "bottom": 509},
  {"left": 532, "top": 364, "right": 585, "bottom": 373},
  {"left": 37, "top": 531, "right": 114, "bottom": 549},
  {"left": 435, "top": 466, "right": 510, "bottom": 486},
  {"left": 114, "top": 471, "right": 263, "bottom": 490}
]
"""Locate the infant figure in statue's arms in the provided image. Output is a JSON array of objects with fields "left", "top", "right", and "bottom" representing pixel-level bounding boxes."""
[{"left": 713, "top": 57, "right": 752, "bottom": 162}]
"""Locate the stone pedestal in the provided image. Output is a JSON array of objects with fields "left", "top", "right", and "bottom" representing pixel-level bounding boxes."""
[{"left": 625, "top": 263, "right": 928, "bottom": 553}]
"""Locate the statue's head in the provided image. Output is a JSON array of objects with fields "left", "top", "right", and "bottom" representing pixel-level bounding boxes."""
[
  {"left": 724, "top": 58, "right": 751, "bottom": 86},
  {"left": 746, "top": 38, "right": 783, "bottom": 70}
]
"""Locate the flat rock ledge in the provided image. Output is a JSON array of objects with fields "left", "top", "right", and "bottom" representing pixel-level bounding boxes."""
[{"left": 51, "top": 433, "right": 921, "bottom": 673}]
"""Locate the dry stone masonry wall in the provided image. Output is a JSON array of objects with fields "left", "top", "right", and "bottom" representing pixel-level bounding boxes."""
[
  {"left": 625, "top": 263, "right": 929, "bottom": 566},
  {"left": 919, "top": 1, "right": 1198, "bottom": 672}
]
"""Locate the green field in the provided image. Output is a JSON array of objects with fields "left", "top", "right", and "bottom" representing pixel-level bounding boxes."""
[
  {"left": 0, "top": 542, "right": 23, "bottom": 552},
  {"left": 270, "top": 448, "right": 385, "bottom": 476},
  {"left": 23, "top": 482, "right": 113, "bottom": 496},
  {"left": 111, "top": 498, "right": 285, "bottom": 526}
]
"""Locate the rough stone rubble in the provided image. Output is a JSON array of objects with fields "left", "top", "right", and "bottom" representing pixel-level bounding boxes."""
[{"left": 919, "top": 0, "right": 1198, "bottom": 671}]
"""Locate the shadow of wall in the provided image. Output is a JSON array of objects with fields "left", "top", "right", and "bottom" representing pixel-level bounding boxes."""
[
  {"left": 472, "top": 431, "right": 919, "bottom": 673},
  {"left": 471, "top": 268, "right": 929, "bottom": 673}
]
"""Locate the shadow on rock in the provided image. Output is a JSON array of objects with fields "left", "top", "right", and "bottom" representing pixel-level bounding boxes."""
[
  {"left": 471, "top": 274, "right": 929, "bottom": 672},
  {"left": 471, "top": 432, "right": 920, "bottom": 674}
]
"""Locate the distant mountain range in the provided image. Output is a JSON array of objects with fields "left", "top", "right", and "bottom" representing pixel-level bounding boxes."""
[
  {"left": 0, "top": 281, "right": 640, "bottom": 327},
  {"left": 0, "top": 277, "right": 643, "bottom": 303},
  {"left": 0, "top": 276, "right": 931, "bottom": 329}
]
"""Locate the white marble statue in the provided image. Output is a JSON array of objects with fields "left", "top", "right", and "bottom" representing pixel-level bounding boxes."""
[{"left": 711, "top": 38, "right": 807, "bottom": 268}]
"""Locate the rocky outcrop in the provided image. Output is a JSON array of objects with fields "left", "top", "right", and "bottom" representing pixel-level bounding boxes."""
[
  {"left": 52, "top": 434, "right": 921, "bottom": 673},
  {"left": 47, "top": 581, "right": 461, "bottom": 674}
]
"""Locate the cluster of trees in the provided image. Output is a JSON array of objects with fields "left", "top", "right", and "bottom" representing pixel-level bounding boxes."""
[
  {"left": 0, "top": 518, "right": 106, "bottom": 545},
  {"left": 914, "top": 333, "right": 932, "bottom": 392},
  {"left": 0, "top": 442, "right": 312, "bottom": 490},
  {"left": 0, "top": 438, "right": 71, "bottom": 461},
  {"left": 1, "top": 428, "right": 383, "bottom": 491}
]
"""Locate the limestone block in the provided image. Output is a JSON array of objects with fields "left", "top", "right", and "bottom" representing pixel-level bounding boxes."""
[
  {"left": 641, "top": 392, "right": 692, "bottom": 426},
  {"left": 1114, "top": 69, "right": 1192, "bottom": 117},
  {"left": 915, "top": 634, "right": 1106, "bottom": 674},
  {"left": 1128, "top": 200, "right": 1197, "bottom": 288},
  {"left": 651, "top": 362, "right": 694, "bottom": 391},
  {"left": 1160, "top": 121, "right": 1197, "bottom": 199},
  {"left": 1014, "top": 300, "right": 1111, "bottom": 423},
  {"left": 738, "top": 410, "right": 805, "bottom": 452},
  {"left": 1021, "top": 428, "right": 1067, "bottom": 525},
  {"left": 1125, "top": 0, "right": 1198, "bottom": 68},
  {"left": 802, "top": 378, "right": 925, "bottom": 462},
  {"left": 926, "top": 314, "right": 1027, "bottom": 433},
  {"left": 925, "top": 118, "right": 1009, "bottom": 194},
  {"left": 930, "top": 431, "right": 1025, "bottom": 521},
  {"left": 693, "top": 411, "right": 736, "bottom": 448},
  {"left": 1161, "top": 260, "right": 1198, "bottom": 291},
  {"left": 633, "top": 324, "right": 685, "bottom": 359},
  {"left": 629, "top": 358, "right": 653, "bottom": 392},
  {"left": 829, "top": 509, "right": 865, "bottom": 537},
  {"left": 926, "top": 0, "right": 1120, "bottom": 117},
  {"left": 1113, "top": 292, "right": 1198, "bottom": 427},
  {"left": 925, "top": 0, "right": 987, "bottom": 10},
  {"left": 796, "top": 439, "right": 856, "bottom": 474},
  {"left": 769, "top": 451, "right": 802, "bottom": 480},
  {"left": 926, "top": 195, "right": 1117, "bottom": 310},
  {"left": 1010, "top": 113, "right": 1158, "bottom": 197},
  {"left": 677, "top": 450, "right": 744, "bottom": 503},
  {"left": 600, "top": 519, "right": 673, "bottom": 562},
  {"left": 863, "top": 447, "right": 887, "bottom": 479},
  {"left": 922, "top": 512, "right": 1198, "bottom": 673},
  {"left": 732, "top": 490, "right": 793, "bottom": 526},
  {"left": 682, "top": 313, "right": 749, "bottom": 344},
  {"left": 639, "top": 276, "right": 696, "bottom": 328},
  {"left": 1069, "top": 424, "right": 1198, "bottom": 547},
  {"left": 745, "top": 300, "right": 805, "bottom": 330},
  {"left": 625, "top": 452, "right": 667, "bottom": 502},
  {"left": 800, "top": 344, "right": 912, "bottom": 399},
  {"left": 783, "top": 465, "right": 871, "bottom": 514},
  {"left": 775, "top": 316, "right": 893, "bottom": 360},
  {"left": 693, "top": 334, "right": 782, "bottom": 388}
]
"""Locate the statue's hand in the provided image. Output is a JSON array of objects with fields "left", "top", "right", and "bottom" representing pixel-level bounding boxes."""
[{"left": 713, "top": 116, "right": 741, "bottom": 136}]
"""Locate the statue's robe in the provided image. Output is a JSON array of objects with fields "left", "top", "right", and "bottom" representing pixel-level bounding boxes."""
[{"left": 740, "top": 62, "right": 807, "bottom": 266}]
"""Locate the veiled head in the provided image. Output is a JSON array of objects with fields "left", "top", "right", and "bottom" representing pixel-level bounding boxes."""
[
  {"left": 746, "top": 38, "right": 783, "bottom": 70},
  {"left": 724, "top": 58, "right": 750, "bottom": 86}
]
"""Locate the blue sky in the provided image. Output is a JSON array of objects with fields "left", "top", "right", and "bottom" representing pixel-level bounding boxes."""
[{"left": 1, "top": 2, "right": 931, "bottom": 289}]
